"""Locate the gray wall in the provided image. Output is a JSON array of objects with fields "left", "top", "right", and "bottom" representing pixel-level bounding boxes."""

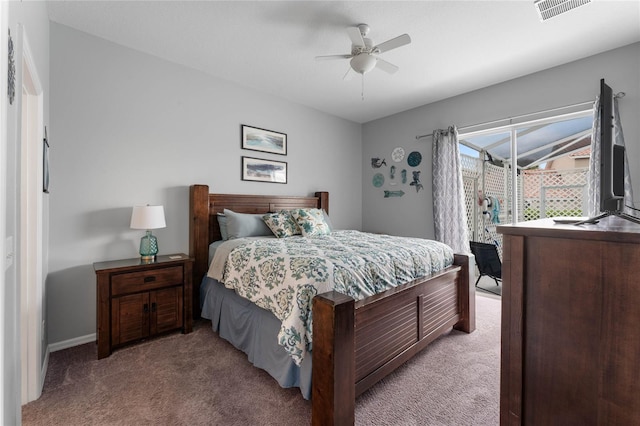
[
  {"left": 362, "top": 42, "right": 640, "bottom": 238},
  {"left": 47, "top": 24, "right": 640, "bottom": 355},
  {"left": 48, "top": 23, "right": 362, "bottom": 345}
]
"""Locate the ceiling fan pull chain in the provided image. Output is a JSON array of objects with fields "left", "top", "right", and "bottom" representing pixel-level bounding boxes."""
[{"left": 362, "top": 74, "right": 365, "bottom": 101}]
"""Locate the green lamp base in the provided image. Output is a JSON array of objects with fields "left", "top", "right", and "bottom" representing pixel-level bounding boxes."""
[{"left": 139, "top": 230, "right": 159, "bottom": 261}]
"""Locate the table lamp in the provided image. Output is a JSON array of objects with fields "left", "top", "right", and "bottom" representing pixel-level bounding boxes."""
[{"left": 130, "top": 205, "right": 166, "bottom": 261}]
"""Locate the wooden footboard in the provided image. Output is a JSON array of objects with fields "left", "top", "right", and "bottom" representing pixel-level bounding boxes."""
[{"left": 312, "top": 254, "right": 473, "bottom": 426}]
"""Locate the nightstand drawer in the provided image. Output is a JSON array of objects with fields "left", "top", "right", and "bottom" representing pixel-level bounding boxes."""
[{"left": 111, "top": 266, "right": 183, "bottom": 296}]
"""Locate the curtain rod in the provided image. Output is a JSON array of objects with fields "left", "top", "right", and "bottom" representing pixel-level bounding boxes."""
[{"left": 414, "top": 96, "right": 619, "bottom": 141}]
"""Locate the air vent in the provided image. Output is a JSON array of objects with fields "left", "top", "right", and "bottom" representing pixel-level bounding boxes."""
[{"left": 534, "top": 0, "right": 592, "bottom": 21}]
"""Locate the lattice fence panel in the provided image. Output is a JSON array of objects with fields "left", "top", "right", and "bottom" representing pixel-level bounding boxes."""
[
  {"left": 461, "top": 154, "right": 482, "bottom": 244},
  {"left": 518, "top": 173, "right": 525, "bottom": 222},
  {"left": 523, "top": 168, "right": 588, "bottom": 219},
  {"left": 481, "top": 162, "right": 505, "bottom": 252},
  {"left": 463, "top": 176, "right": 477, "bottom": 242},
  {"left": 460, "top": 154, "right": 505, "bottom": 257},
  {"left": 460, "top": 154, "right": 480, "bottom": 177}
]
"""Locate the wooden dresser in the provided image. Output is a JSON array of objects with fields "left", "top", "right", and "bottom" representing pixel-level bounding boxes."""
[
  {"left": 94, "top": 254, "right": 193, "bottom": 359},
  {"left": 497, "top": 217, "right": 640, "bottom": 425}
]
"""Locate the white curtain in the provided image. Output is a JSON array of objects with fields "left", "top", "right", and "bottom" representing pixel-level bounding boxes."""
[
  {"left": 615, "top": 98, "right": 636, "bottom": 216},
  {"left": 586, "top": 97, "right": 600, "bottom": 218},
  {"left": 432, "top": 126, "right": 470, "bottom": 254},
  {"left": 587, "top": 97, "right": 636, "bottom": 217}
]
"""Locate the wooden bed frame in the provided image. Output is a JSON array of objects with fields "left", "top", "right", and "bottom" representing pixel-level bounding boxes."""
[{"left": 189, "top": 184, "right": 475, "bottom": 425}]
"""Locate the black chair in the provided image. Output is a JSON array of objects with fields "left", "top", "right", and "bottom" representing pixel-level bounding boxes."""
[{"left": 470, "top": 241, "right": 502, "bottom": 295}]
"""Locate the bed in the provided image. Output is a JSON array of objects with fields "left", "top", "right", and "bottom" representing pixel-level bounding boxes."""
[{"left": 189, "top": 184, "right": 475, "bottom": 425}]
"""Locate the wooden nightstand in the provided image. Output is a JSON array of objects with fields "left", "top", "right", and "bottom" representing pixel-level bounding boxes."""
[{"left": 93, "top": 253, "right": 193, "bottom": 359}]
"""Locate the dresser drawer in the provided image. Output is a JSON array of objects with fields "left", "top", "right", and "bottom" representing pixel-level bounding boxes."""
[{"left": 111, "top": 265, "right": 183, "bottom": 296}]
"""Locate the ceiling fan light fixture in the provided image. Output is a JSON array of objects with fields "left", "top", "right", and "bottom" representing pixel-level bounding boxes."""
[{"left": 350, "top": 54, "right": 377, "bottom": 74}]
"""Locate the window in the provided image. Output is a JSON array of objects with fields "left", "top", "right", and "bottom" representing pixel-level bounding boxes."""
[{"left": 459, "top": 109, "right": 592, "bottom": 248}]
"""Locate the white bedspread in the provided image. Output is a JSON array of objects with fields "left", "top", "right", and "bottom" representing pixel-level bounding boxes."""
[{"left": 208, "top": 230, "right": 454, "bottom": 365}]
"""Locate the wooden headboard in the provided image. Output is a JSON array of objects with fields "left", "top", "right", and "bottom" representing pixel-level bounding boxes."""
[{"left": 188, "top": 184, "right": 329, "bottom": 316}]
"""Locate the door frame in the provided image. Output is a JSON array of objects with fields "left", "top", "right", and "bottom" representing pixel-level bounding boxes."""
[
  {"left": 16, "top": 24, "right": 46, "bottom": 404},
  {"left": 0, "top": 1, "right": 9, "bottom": 419}
]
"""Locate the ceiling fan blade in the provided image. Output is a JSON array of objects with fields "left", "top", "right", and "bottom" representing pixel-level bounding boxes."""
[
  {"left": 373, "top": 34, "right": 411, "bottom": 53},
  {"left": 343, "top": 66, "right": 354, "bottom": 81},
  {"left": 375, "top": 57, "right": 399, "bottom": 74},
  {"left": 315, "top": 54, "right": 352, "bottom": 61},
  {"left": 347, "top": 26, "right": 365, "bottom": 47}
]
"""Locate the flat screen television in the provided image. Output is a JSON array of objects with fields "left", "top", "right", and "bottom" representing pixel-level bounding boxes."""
[
  {"left": 599, "top": 78, "right": 625, "bottom": 213},
  {"left": 577, "top": 78, "right": 640, "bottom": 225}
]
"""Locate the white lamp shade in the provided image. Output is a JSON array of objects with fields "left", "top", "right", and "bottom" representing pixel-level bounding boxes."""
[{"left": 130, "top": 205, "right": 166, "bottom": 230}]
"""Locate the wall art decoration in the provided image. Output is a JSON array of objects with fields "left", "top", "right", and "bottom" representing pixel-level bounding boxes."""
[
  {"left": 401, "top": 169, "right": 407, "bottom": 184},
  {"left": 390, "top": 165, "right": 396, "bottom": 180},
  {"left": 371, "top": 157, "right": 387, "bottom": 168},
  {"left": 241, "top": 125, "right": 287, "bottom": 155},
  {"left": 43, "top": 127, "right": 50, "bottom": 193},
  {"left": 391, "top": 147, "right": 405, "bottom": 162},
  {"left": 8, "top": 29, "right": 16, "bottom": 105},
  {"left": 410, "top": 170, "right": 424, "bottom": 192},
  {"left": 407, "top": 151, "right": 422, "bottom": 167},
  {"left": 384, "top": 190, "right": 405, "bottom": 198},
  {"left": 372, "top": 173, "right": 385, "bottom": 187},
  {"left": 242, "top": 156, "right": 287, "bottom": 184}
]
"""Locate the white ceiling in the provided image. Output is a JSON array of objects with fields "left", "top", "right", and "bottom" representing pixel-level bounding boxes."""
[{"left": 47, "top": 1, "right": 640, "bottom": 124}]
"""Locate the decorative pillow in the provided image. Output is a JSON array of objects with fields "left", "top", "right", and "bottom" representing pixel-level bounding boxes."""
[
  {"left": 217, "top": 213, "right": 229, "bottom": 240},
  {"left": 263, "top": 211, "right": 300, "bottom": 238},
  {"left": 291, "top": 208, "right": 331, "bottom": 237},
  {"left": 223, "top": 209, "right": 273, "bottom": 239}
]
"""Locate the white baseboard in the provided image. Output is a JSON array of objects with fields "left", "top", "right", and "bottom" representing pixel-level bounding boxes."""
[{"left": 48, "top": 333, "right": 96, "bottom": 353}]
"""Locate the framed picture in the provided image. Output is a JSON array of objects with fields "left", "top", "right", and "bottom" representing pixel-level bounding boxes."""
[
  {"left": 242, "top": 156, "right": 287, "bottom": 184},
  {"left": 241, "top": 124, "right": 287, "bottom": 155},
  {"left": 43, "top": 127, "right": 50, "bottom": 193}
]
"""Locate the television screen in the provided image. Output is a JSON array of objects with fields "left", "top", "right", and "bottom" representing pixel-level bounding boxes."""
[
  {"left": 576, "top": 79, "right": 640, "bottom": 225},
  {"left": 598, "top": 78, "right": 625, "bottom": 213}
]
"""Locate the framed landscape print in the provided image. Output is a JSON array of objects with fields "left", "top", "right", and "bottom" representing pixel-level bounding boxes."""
[
  {"left": 241, "top": 124, "right": 287, "bottom": 155},
  {"left": 242, "top": 156, "right": 287, "bottom": 184}
]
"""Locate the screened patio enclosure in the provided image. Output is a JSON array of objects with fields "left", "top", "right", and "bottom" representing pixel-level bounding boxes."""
[{"left": 459, "top": 111, "right": 593, "bottom": 256}]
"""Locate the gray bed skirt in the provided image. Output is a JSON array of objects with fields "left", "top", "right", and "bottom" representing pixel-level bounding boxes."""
[{"left": 199, "top": 276, "right": 312, "bottom": 399}]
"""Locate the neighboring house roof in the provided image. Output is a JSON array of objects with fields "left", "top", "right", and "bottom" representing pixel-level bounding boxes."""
[{"left": 570, "top": 147, "right": 591, "bottom": 158}]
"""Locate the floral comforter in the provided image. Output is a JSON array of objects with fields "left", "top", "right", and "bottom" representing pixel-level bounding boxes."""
[{"left": 216, "top": 230, "right": 454, "bottom": 365}]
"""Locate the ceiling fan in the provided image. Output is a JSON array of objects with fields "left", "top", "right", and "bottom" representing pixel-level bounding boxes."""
[{"left": 316, "top": 23, "right": 411, "bottom": 79}]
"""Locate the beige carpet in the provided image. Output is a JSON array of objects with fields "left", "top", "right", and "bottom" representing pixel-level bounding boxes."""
[
  {"left": 23, "top": 295, "right": 500, "bottom": 425},
  {"left": 475, "top": 275, "right": 502, "bottom": 297}
]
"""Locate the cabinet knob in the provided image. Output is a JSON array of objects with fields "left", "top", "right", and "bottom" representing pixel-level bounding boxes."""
[
  {"left": 151, "top": 302, "right": 157, "bottom": 312},
  {"left": 144, "top": 276, "right": 156, "bottom": 283},
  {"left": 143, "top": 303, "right": 149, "bottom": 313}
]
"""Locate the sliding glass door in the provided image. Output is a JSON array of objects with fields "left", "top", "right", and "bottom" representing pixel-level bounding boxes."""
[{"left": 459, "top": 110, "right": 592, "bottom": 248}]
